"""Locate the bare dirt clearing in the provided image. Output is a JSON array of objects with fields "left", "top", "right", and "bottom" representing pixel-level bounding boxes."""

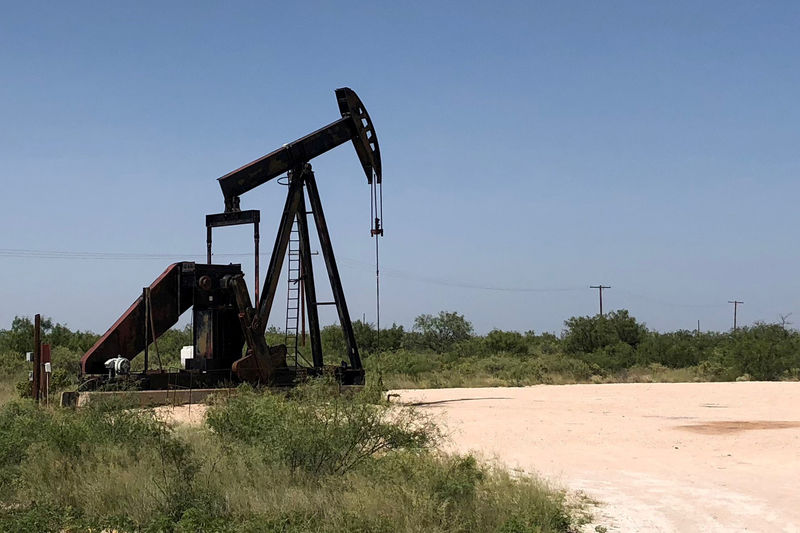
[
  {"left": 157, "top": 382, "right": 800, "bottom": 531},
  {"left": 393, "top": 382, "right": 800, "bottom": 532}
]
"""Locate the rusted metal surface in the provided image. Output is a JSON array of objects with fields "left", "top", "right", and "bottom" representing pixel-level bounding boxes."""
[
  {"left": 81, "top": 263, "right": 186, "bottom": 374},
  {"left": 80, "top": 262, "right": 244, "bottom": 374},
  {"left": 295, "top": 189, "right": 322, "bottom": 367},
  {"left": 335, "top": 87, "right": 381, "bottom": 184},
  {"left": 255, "top": 175, "right": 305, "bottom": 334},
  {"left": 223, "top": 164, "right": 363, "bottom": 382},
  {"left": 78, "top": 87, "right": 378, "bottom": 390},
  {"left": 217, "top": 87, "right": 381, "bottom": 212},
  {"left": 211, "top": 89, "right": 381, "bottom": 386},
  {"left": 304, "top": 170, "right": 361, "bottom": 370},
  {"left": 205, "top": 209, "right": 260, "bottom": 304},
  {"left": 232, "top": 344, "right": 287, "bottom": 383},
  {"left": 228, "top": 273, "right": 285, "bottom": 382}
]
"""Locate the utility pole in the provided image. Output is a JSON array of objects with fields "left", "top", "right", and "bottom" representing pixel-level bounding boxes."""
[
  {"left": 590, "top": 285, "right": 611, "bottom": 315},
  {"left": 728, "top": 300, "right": 743, "bottom": 330}
]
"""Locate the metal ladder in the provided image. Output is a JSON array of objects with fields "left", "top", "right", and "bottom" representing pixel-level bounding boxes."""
[{"left": 284, "top": 217, "right": 301, "bottom": 367}]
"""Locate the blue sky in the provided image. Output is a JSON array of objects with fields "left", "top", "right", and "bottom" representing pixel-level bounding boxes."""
[{"left": 1, "top": 1, "right": 799, "bottom": 335}]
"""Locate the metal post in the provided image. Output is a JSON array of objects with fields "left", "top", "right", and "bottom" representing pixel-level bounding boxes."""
[
  {"left": 205, "top": 210, "right": 260, "bottom": 300},
  {"left": 305, "top": 170, "right": 361, "bottom": 370},
  {"left": 143, "top": 288, "right": 149, "bottom": 372},
  {"left": 41, "top": 344, "right": 51, "bottom": 403},
  {"left": 295, "top": 188, "right": 322, "bottom": 367},
  {"left": 32, "top": 314, "right": 41, "bottom": 404},
  {"left": 300, "top": 261, "right": 306, "bottom": 347},
  {"left": 206, "top": 226, "right": 212, "bottom": 265},
  {"left": 255, "top": 175, "right": 305, "bottom": 334},
  {"left": 254, "top": 220, "right": 260, "bottom": 304}
]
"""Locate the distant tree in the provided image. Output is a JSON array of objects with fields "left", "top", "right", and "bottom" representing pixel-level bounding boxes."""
[
  {"left": 352, "top": 320, "right": 377, "bottom": 353},
  {"left": 563, "top": 310, "right": 647, "bottom": 355},
  {"left": 719, "top": 323, "right": 800, "bottom": 380},
  {"left": 413, "top": 311, "right": 473, "bottom": 353},
  {"left": 374, "top": 323, "right": 405, "bottom": 353},
  {"left": 0, "top": 316, "right": 38, "bottom": 353},
  {"left": 636, "top": 330, "right": 706, "bottom": 368},
  {"left": 320, "top": 324, "right": 347, "bottom": 360},
  {"left": 0, "top": 316, "right": 99, "bottom": 354},
  {"left": 485, "top": 329, "right": 528, "bottom": 355}
]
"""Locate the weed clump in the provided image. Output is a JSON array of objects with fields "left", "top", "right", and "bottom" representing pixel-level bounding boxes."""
[
  {"left": 0, "top": 383, "right": 575, "bottom": 532},
  {"left": 206, "top": 381, "right": 438, "bottom": 475}
]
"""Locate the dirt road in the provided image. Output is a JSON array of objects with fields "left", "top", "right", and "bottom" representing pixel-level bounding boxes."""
[{"left": 393, "top": 382, "right": 800, "bottom": 532}]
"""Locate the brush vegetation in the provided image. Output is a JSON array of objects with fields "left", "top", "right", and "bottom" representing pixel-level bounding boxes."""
[
  {"left": 335, "top": 310, "right": 800, "bottom": 388},
  {"left": 2, "top": 310, "right": 800, "bottom": 402},
  {"left": 2, "top": 311, "right": 795, "bottom": 530},
  {"left": 0, "top": 383, "right": 575, "bottom": 532}
]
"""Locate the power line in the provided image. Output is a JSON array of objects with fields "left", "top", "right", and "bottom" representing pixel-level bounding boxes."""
[
  {"left": 0, "top": 248, "right": 210, "bottom": 260},
  {"left": 0, "top": 247, "right": 588, "bottom": 292},
  {"left": 0, "top": 248, "right": 754, "bottom": 313},
  {"left": 615, "top": 289, "right": 728, "bottom": 309}
]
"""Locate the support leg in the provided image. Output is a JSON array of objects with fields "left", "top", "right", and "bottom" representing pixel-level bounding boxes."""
[
  {"left": 304, "top": 171, "right": 362, "bottom": 370},
  {"left": 256, "top": 174, "right": 304, "bottom": 334},
  {"left": 295, "top": 190, "right": 323, "bottom": 368}
]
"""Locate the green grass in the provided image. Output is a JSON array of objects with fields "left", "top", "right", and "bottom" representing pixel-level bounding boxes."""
[
  {"left": 365, "top": 350, "right": 763, "bottom": 390},
  {"left": 0, "top": 382, "right": 577, "bottom": 532},
  {"left": 0, "top": 379, "right": 17, "bottom": 405}
]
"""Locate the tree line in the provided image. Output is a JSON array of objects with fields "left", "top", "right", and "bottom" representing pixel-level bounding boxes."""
[{"left": 2, "top": 310, "right": 799, "bottom": 393}]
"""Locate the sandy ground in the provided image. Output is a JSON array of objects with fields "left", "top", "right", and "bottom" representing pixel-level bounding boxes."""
[
  {"left": 393, "top": 382, "right": 800, "bottom": 533},
  {"left": 159, "top": 382, "right": 800, "bottom": 531},
  {"left": 154, "top": 402, "right": 208, "bottom": 426}
]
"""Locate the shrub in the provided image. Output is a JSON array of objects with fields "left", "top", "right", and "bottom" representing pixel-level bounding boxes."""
[
  {"left": 366, "top": 349, "right": 442, "bottom": 377},
  {"left": 413, "top": 311, "right": 474, "bottom": 353},
  {"left": 563, "top": 310, "right": 647, "bottom": 355},
  {"left": 206, "top": 382, "right": 439, "bottom": 476},
  {"left": 485, "top": 329, "right": 529, "bottom": 355},
  {"left": 0, "top": 398, "right": 193, "bottom": 511},
  {"left": 718, "top": 323, "right": 800, "bottom": 380}
]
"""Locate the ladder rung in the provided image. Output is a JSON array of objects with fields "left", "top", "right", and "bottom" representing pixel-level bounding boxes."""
[
  {"left": 284, "top": 218, "right": 305, "bottom": 340},
  {"left": 315, "top": 302, "right": 336, "bottom": 306}
]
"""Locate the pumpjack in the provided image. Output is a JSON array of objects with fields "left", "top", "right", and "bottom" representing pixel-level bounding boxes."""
[{"left": 78, "top": 88, "right": 382, "bottom": 391}]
